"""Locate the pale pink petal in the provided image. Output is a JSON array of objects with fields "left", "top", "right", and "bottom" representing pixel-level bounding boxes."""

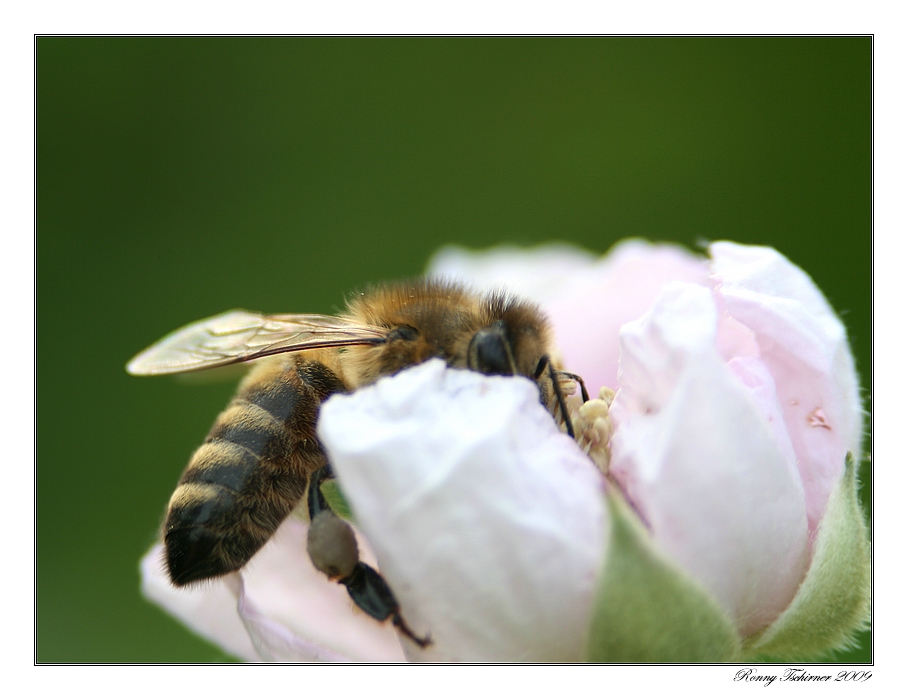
[
  {"left": 428, "top": 240, "right": 709, "bottom": 395},
  {"left": 141, "top": 545, "right": 260, "bottom": 662},
  {"left": 709, "top": 241, "right": 863, "bottom": 535},
  {"left": 427, "top": 242, "right": 598, "bottom": 302},
  {"left": 609, "top": 283, "right": 809, "bottom": 637},
  {"left": 726, "top": 356, "right": 800, "bottom": 472},
  {"left": 234, "top": 581, "right": 351, "bottom": 662},
  {"left": 238, "top": 517, "right": 407, "bottom": 662},
  {"left": 545, "top": 241, "right": 710, "bottom": 396},
  {"left": 318, "top": 360, "right": 607, "bottom": 662},
  {"left": 140, "top": 518, "right": 407, "bottom": 663}
]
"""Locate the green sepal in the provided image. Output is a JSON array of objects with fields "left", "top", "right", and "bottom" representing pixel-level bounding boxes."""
[
  {"left": 586, "top": 487, "right": 741, "bottom": 662},
  {"left": 743, "top": 454, "right": 871, "bottom": 660},
  {"left": 320, "top": 480, "right": 354, "bottom": 521}
]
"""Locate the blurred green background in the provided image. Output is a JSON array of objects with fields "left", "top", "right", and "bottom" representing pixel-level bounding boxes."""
[{"left": 37, "top": 37, "right": 871, "bottom": 663}]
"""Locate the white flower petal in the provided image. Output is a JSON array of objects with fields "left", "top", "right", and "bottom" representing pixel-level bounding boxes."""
[
  {"left": 710, "top": 241, "right": 863, "bottom": 534},
  {"left": 610, "top": 284, "right": 809, "bottom": 637},
  {"left": 318, "top": 360, "right": 607, "bottom": 662}
]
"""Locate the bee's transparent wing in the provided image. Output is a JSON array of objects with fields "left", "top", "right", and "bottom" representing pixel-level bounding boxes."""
[{"left": 127, "top": 309, "right": 387, "bottom": 376}]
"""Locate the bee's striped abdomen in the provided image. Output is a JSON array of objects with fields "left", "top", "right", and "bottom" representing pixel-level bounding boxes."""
[{"left": 164, "top": 355, "right": 346, "bottom": 586}]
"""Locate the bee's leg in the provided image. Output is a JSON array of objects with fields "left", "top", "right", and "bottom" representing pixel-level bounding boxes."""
[
  {"left": 306, "top": 464, "right": 431, "bottom": 648},
  {"left": 534, "top": 355, "right": 577, "bottom": 438},
  {"left": 342, "top": 562, "right": 431, "bottom": 648},
  {"left": 306, "top": 463, "right": 336, "bottom": 519},
  {"left": 556, "top": 370, "right": 590, "bottom": 403}
]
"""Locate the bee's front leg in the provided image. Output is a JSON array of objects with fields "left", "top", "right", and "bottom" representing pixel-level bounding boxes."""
[{"left": 306, "top": 465, "right": 431, "bottom": 648}]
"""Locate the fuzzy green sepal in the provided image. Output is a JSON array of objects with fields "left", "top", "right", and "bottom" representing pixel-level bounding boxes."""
[
  {"left": 586, "top": 487, "right": 741, "bottom": 662},
  {"left": 743, "top": 454, "right": 871, "bottom": 660},
  {"left": 320, "top": 480, "right": 354, "bottom": 521}
]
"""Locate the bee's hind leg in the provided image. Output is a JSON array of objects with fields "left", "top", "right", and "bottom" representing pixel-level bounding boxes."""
[
  {"left": 340, "top": 561, "right": 430, "bottom": 647},
  {"left": 306, "top": 464, "right": 431, "bottom": 649}
]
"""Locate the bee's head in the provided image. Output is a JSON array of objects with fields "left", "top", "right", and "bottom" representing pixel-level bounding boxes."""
[
  {"left": 470, "top": 291, "right": 553, "bottom": 381},
  {"left": 344, "top": 280, "right": 554, "bottom": 390}
]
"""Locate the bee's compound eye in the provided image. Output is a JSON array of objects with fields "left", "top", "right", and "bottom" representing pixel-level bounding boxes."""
[
  {"left": 468, "top": 322, "right": 515, "bottom": 376},
  {"left": 386, "top": 325, "right": 419, "bottom": 342},
  {"left": 307, "top": 511, "right": 359, "bottom": 580}
]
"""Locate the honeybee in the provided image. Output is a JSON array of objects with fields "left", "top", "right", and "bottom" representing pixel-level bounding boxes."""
[{"left": 128, "top": 279, "right": 588, "bottom": 648}]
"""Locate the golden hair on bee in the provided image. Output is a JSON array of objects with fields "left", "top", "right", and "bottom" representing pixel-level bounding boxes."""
[
  {"left": 127, "top": 277, "right": 588, "bottom": 648},
  {"left": 339, "top": 278, "right": 557, "bottom": 390}
]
